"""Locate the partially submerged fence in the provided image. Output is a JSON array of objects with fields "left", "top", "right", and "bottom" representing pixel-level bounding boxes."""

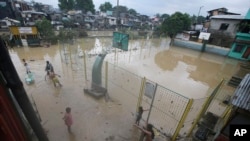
[
  {"left": 102, "top": 62, "right": 231, "bottom": 140},
  {"left": 58, "top": 38, "right": 235, "bottom": 141}
]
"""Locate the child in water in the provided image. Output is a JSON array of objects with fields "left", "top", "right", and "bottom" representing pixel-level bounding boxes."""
[
  {"left": 135, "top": 106, "right": 149, "bottom": 125},
  {"left": 134, "top": 123, "right": 155, "bottom": 141},
  {"left": 23, "top": 59, "right": 31, "bottom": 74},
  {"left": 49, "top": 72, "right": 62, "bottom": 87},
  {"left": 63, "top": 107, "right": 73, "bottom": 132},
  {"left": 24, "top": 62, "right": 31, "bottom": 74}
]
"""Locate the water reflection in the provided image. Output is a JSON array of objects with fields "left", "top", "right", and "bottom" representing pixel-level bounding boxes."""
[
  {"left": 9, "top": 37, "right": 240, "bottom": 99},
  {"left": 8, "top": 36, "right": 242, "bottom": 141}
]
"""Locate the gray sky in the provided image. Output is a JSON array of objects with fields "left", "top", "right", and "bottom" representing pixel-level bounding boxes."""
[{"left": 34, "top": 0, "right": 250, "bottom": 17}]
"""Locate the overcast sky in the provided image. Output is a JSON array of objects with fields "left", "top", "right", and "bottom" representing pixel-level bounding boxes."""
[{"left": 34, "top": 0, "right": 250, "bottom": 17}]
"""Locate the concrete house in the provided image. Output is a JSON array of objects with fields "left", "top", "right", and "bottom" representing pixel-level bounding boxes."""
[
  {"left": 68, "top": 11, "right": 84, "bottom": 25},
  {"left": 208, "top": 15, "right": 244, "bottom": 48},
  {"left": 203, "top": 7, "right": 240, "bottom": 35},
  {"left": 207, "top": 8, "right": 240, "bottom": 18},
  {"left": 21, "top": 11, "right": 47, "bottom": 26},
  {"left": 228, "top": 9, "right": 250, "bottom": 60},
  {"left": 120, "top": 13, "right": 135, "bottom": 27}
]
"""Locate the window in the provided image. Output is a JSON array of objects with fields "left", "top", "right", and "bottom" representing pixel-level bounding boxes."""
[
  {"left": 233, "top": 44, "right": 245, "bottom": 53},
  {"left": 219, "top": 23, "right": 229, "bottom": 30},
  {"left": 0, "top": 21, "right": 7, "bottom": 26}
]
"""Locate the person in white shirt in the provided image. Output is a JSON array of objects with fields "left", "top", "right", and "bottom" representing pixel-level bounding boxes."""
[{"left": 24, "top": 62, "right": 31, "bottom": 74}]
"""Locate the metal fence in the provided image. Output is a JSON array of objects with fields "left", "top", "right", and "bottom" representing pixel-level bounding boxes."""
[
  {"left": 104, "top": 62, "right": 196, "bottom": 140},
  {"left": 58, "top": 39, "right": 235, "bottom": 141}
]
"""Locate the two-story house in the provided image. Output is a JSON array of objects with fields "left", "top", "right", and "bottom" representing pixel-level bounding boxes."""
[
  {"left": 203, "top": 7, "right": 240, "bottom": 34},
  {"left": 208, "top": 15, "right": 244, "bottom": 48}
]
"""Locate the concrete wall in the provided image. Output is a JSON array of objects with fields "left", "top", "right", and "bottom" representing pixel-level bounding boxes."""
[
  {"left": 173, "top": 39, "right": 230, "bottom": 56},
  {"left": 209, "top": 19, "right": 240, "bottom": 37},
  {"left": 87, "top": 30, "right": 113, "bottom": 37}
]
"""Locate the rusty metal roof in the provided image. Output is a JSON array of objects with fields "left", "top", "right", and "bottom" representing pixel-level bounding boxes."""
[{"left": 231, "top": 73, "right": 250, "bottom": 111}]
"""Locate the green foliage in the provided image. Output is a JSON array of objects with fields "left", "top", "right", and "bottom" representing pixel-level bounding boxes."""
[
  {"left": 58, "top": 0, "right": 74, "bottom": 11},
  {"left": 57, "top": 29, "right": 77, "bottom": 42},
  {"left": 190, "top": 15, "right": 206, "bottom": 24},
  {"left": 190, "top": 15, "right": 196, "bottom": 24},
  {"left": 31, "top": 1, "right": 43, "bottom": 12},
  {"left": 62, "top": 19, "right": 74, "bottom": 28},
  {"left": 155, "top": 13, "right": 161, "bottom": 18},
  {"left": 99, "top": 2, "right": 112, "bottom": 12},
  {"left": 75, "top": 0, "right": 95, "bottom": 13},
  {"left": 113, "top": 5, "right": 128, "bottom": 14},
  {"left": 128, "top": 9, "right": 137, "bottom": 15},
  {"left": 197, "top": 16, "right": 205, "bottom": 24},
  {"left": 160, "top": 12, "right": 191, "bottom": 37},
  {"left": 237, "top": 20, "right": 250, "bottom": 33},
  {"left": 160, "top": 14, "right": 170, "bottom": 21},
  {"left": 35, "top": 17, "right": 55, "bottom": 41},
  {"left": 152, "top": 26, "right": 162, "bottom": 37}
]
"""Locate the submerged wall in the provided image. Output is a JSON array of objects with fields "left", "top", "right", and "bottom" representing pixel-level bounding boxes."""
[{"left": 173, "top": 39, "right": 230, "bottom": 56}]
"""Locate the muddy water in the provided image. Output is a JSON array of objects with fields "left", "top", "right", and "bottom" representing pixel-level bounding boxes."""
[
  {"left": 105, "top": 38, "right": 239, "bottom": 99},
  {"left": 9, "top": 37, "right": 241, "bottom": 141}
]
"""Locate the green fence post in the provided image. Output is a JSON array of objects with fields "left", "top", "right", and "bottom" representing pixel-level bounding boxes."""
[
  {"left": 201, "top": 39, "right": 207, "bottom": 52},
  {"left": 172, "top": 99, "right": 194, "bottom": 141},
  {"left": 221, "top": 105, "right": 233, "bottom": 127},
  {"left": 187, "top": 79, "right": 225, "bottom": 137}
]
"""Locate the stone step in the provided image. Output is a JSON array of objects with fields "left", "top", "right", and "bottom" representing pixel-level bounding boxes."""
[{"left": 227, "top": 76, "right": 242, "bottom": 88}]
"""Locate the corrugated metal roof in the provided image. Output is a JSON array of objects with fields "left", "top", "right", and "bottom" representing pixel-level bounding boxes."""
[
  {"left": 211, "top": 15, "right": 244, "bottom": 20},
  {"left": 232, "top": 73, "right": 250, "bottom": 111}
]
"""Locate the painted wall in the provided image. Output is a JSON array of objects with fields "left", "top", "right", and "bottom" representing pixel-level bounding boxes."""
[
  {"left": 245, "top": 8, "right": 250, "bottom": 19},
  {"left": 228, "top": 33, "right": 250, "bottom": 60},
  {"left": 173, "top": 39, "right": 230, "bottom": 56},
  {"left": 228, "top": 43, "right": 247, "bottom": 59}
]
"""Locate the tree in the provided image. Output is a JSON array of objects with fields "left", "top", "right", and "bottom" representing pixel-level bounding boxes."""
[
  {"left": 128, "top": 8, "right": 137, "bottom": 15},
  {"left": 160, "top": 12, "right": 191, "bottom": 45},
  {"left": 35, "top": 17, "right": 54, "bottom": 38},
  {"left": 31, "top": 1, "right": 43, "bottom": 12},
  {"left": 99, "top": 2, "right": 112, "bottom": 12},
  {"left": 58, "top": 0, "right": 74, "bottom": 11},
  {"left": 57, "top": 29, "right": 77, "bottom": 43},
  {"left": 113, "top": 5, "right": 128, "bottom": 13},
  {"left": 155, "top": 13, "right": 161, "bottom": 18},
  {"left": 237, "top": 20, "right": 250, "bottom": 33},
  {"left": 190, "top": 15, "right": 205, "bottom": 24},
  {"left": 197, "top": 16, "right": 205, "bottom": 24},
  {"left": 160, "top": 13, "right": 170, "bottom": 22},
  {"left": 75, "top": 0, "right": 95, "bottom": 13},
  {"left": 190, "top": 15, "right": 196, "bottom": 25},
  {"left": 35, "top": 17, "right": 56, "bottom": 43}
]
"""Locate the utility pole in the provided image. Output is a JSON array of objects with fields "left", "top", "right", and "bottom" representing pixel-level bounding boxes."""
[
  {"left": 197, "top": 6, "right": 204, "bottom": 24},
  {"left": 116, "top": 0, "right": 119, "bottom": 31}
]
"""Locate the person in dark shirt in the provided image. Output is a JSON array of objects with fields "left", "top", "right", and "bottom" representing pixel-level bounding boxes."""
[
  {"left": 45, "top": 61, "right": 54, "bottom": 75},
  {"left": 135, "top": 106, "right": 149, "bottom": 125}
]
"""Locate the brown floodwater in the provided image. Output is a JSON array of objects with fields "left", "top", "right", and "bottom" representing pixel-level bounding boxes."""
[{"left": 9, "top": 37, "right": 241, "bottom": 141}]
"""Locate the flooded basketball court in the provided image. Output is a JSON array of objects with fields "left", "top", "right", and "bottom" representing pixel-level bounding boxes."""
[{"left": 8, "top": 36, "right": 241, "bottom": 141}]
